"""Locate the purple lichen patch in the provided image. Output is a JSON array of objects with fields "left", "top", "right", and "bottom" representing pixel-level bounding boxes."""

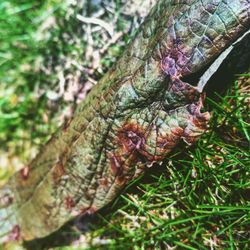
[
  {"left": 8, "top": 225, "right": 21, "bottom": 241},
  {"left": 20, "top": 166, "right": 30, "bottom": 181},
  {"left": 64, "top": 196, "right": 75, "bottom": 210}
]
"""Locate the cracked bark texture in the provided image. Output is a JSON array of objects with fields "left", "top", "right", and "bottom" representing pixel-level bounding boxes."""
[{"left": 0, "top": 0, "right": 250, "bottom": 243}]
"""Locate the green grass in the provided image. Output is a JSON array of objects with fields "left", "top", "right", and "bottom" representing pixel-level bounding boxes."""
[
  {"left": 0, "top": 0, "right": 64, "bottom": 174},
  {"left": 0, "top": 0, "right": 128, "bottom": 173},
  {"left": 82, "top": 80, "right": 249, "bottom": 250},
  {"left": 0, "top": 1, "right": 249, "bottom": 249}
]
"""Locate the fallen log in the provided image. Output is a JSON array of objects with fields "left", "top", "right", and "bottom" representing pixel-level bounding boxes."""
[{"left": 0, "top": 0, "right": 249, "bottom": 244}]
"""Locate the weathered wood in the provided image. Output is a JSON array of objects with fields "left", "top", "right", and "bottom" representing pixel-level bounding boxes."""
[{"left": 0, "top": 0, "right": 250, "bottom": 243}]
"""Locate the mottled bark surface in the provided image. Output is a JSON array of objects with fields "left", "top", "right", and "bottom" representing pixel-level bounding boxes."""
[{"left": 0, "top": 0, "right": 250, "bottom": 243}]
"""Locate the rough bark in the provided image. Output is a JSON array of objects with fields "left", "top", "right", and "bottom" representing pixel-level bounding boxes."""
[{"left": 0, "top": 0, "right": 250, "bottom": 243}]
